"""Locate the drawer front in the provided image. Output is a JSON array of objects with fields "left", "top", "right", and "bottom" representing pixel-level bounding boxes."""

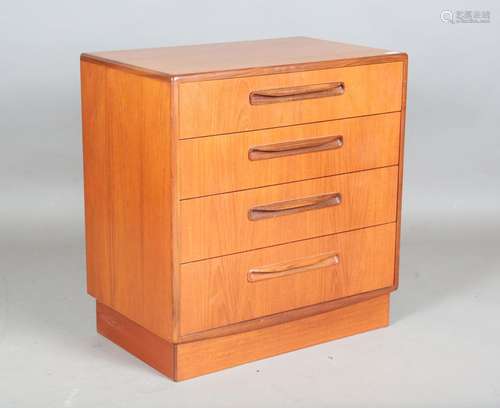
[
  {"left": 179, "top": 112, "right": 400, "bottom": 198},
  {"left": 180, "top": 223, "right": 396, "bottom": 335},
  {"left": 180, "top": 166, "right": 398, "bottom": 262},
  {"left": 178, "top": 62, "right": 403, "bottom": 138}
]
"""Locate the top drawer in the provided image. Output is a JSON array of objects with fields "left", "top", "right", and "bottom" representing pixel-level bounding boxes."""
[{"left": 178, "top": 62, "right": 404, "bottom": 138}]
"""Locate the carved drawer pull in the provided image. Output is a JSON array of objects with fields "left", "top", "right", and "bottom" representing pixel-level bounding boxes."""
[
  {"left": 248, "top": 192, "right": 342, "bottom": 221},
  {"left": 248, "top": 252, "right": 340, "bottom": 282},
  {"left": 248, "top": 135, "right": 343, "bottom": 161},
  {"left": 249, "top": 82, "right": 345, "bottom": 105}
]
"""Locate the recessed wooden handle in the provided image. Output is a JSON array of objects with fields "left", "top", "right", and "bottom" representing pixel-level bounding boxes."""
[
  {"left": 248, "top": 192, "right": 341, "bottom": 221},
  {"left": 248, "top": 135, "right": 343, "bottom": 161},
  {"left": 249, "top": 82, "right": 345, "bottom": 105},
  {"left": 248, "top": 252, "right": 340, "bottom": 282}
]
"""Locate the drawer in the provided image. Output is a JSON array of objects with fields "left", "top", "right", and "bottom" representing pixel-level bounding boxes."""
[
  {"left": 180, "top": 166, "right": 398, "bottom": 262},
  {"left": 179, "top": 112, "right": 400, "bottom": 198},
  {"left": 180, "top": 223, "right": 396, "bottom": 335},
  {"left": 178, "top": 62, "right": 403, "bottom": 138}
]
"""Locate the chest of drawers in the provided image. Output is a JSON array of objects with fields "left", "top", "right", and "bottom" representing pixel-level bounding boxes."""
[{"left": 81, "top": 37, "right": 407, "bottom": 381}]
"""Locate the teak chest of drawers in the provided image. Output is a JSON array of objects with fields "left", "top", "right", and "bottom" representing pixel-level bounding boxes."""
[{"left": 80, "top": 37, "right": 408, "bottom": 381}]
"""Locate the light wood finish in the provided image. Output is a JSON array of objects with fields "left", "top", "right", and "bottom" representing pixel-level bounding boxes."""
[
  {"left": 394, "top": 56, "right": 409, "bottom": 289},
  {"left": 81, "top": 37, "right": 405, "bottom": 81},
  {"left": 180, "top": 166, "right": 398, "bottom": 262},
  {"left": 180, "top": 224, "right": 395, "bottom": 335},
  {"left": 97, "top": 295, "right": 389, "bottom": 381},
  {"left": 81, "top": 61, "right": 174, "bottom": 341},
  {"left": 81, "top": 37, "right": 408, "bottom": 380},
  {"left": 176, "top": 294, "right": 389, "bottom": 380},
  {"left": 179, "top": 112, "right": 400, "bottom": 198},
  {"left": 81, "top": 62, "right": 109, "bottom": 300},
  {"left": 97, "top": 301, "right": 175, "bottom": 378},
  {"left": 178, "top": 62, "right": 403, "bottom": 138},
  {"left": 179, "top": 286, "right": 392, "bottom": 343}
]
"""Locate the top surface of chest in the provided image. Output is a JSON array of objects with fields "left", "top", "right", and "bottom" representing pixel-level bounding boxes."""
[{"left": 81, "top": 36, "right": 404, "bottom": 80}]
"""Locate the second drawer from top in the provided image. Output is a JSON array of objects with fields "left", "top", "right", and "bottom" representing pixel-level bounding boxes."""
[{"left": 179, "top": 112, "right": 400, "bottom": 198}]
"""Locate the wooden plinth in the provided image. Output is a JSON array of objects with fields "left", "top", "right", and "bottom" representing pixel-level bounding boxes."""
[{"left": 97, "top": 294, "right": 389, "bottom": 381}]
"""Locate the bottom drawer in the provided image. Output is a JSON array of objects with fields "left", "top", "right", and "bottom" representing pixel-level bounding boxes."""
[{"left": 179, "top": 223, "right": 396, "bottom": 335}]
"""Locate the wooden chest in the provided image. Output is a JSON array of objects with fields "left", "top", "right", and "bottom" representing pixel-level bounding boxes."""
[{"left": 80, "top": 37, "right": 407, "bottom": 380}]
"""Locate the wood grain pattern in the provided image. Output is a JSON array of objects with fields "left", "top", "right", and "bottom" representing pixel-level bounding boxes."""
[
  {"left": 170, "top": 78, "right": 182, "bottom": 342},
  {"left": 179, "top": 224, "right": 395, "bottom": 335},
  {"left": 394, "top": 56, "right": 408, "bottom": 289},
  {"left": 179, "top": 112, "right": 400, "bottom": 198},
  {"left": 178, "top": 62, "right": 403, "bottom": 138},
  {"left": 81, "top": 37, "right": 405, "bottom": 81},
  {"left": 81, "top": 61, "right": 110, "bottom": 301},
  {"left": 81, "top": 39, "right": 408, "bottom": 380},
  {"left": 179, "top": 286, "right": 393, "bottom": 343},
  {"left": 180, "top": 166, "right": 398, "bottom": 262},
  {"left": 96, "top": 295, "right": 389, "bottom": 381},
  {"left": 176, "top": 294, "right": 389, "bottom": 380},
  {"left": 97, "top": 302, "right": 175, "bottom": 378},
  {"left": 81, "top": 61, "right": 174, "bottom": 341}
]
